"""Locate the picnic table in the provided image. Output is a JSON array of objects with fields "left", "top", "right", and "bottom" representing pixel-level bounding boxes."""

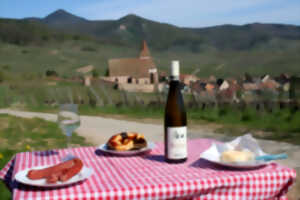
[{"left": 0, "top": 139, "right": 296, "bottom": 200}]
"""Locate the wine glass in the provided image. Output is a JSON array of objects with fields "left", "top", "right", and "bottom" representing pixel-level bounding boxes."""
[{"left": 57, "top": 104, "right": 80, "bottom": 150}]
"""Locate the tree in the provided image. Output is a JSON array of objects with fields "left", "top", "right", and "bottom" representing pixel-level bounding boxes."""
[
  {"left": 2, "top": 65, "right": 11, "bottom": 71},
  {"left": 0, "top": 71, "right": 4, "bottom": 83},
  {"left": 92, "top": 69, "right": 99, "bottom": 78}
]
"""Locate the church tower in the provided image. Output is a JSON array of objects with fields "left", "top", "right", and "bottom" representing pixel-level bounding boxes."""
[{"left": 139, "top": 40, "right": 151, "bottom": 59}]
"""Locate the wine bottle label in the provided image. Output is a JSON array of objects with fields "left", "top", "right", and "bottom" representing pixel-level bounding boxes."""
[{"left": 167, "top": 126, "right": 187, "bottom": 159}]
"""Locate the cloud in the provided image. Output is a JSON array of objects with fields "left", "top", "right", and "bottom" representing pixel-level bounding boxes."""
[{"left": 75, "top": 0, "right": 300, "bottom": 27}]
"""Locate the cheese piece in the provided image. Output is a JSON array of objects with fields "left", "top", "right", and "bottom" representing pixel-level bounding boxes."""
[{"left": 221, "top": 150, "right": 254, "bottom": 163}]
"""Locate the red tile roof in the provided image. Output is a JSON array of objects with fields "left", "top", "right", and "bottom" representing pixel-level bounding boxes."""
[
  {"left": 180, "top": 74, "right": 198, "bottom": 80},
  {"left": 108, "top": 58, "right": 156, "bottom": 78},
  {"left": 108, "top": 40, "right": 157, "bottom": 78}
]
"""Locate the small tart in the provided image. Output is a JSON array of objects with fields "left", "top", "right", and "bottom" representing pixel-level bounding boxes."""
[{"left": 107, "top": 132, "right": 147, "bottom": 151}]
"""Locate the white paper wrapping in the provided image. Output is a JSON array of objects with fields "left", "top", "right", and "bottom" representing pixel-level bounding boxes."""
[{"left": 201, "top": 134, "right": 268, "bottom": 168}]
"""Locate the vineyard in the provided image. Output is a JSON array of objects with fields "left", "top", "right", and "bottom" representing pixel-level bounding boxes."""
[{"left": 0, "top": 78, "right": 300, "bottom": 144}]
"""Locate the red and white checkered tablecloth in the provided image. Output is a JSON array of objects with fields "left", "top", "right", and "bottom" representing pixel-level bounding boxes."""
[{"left": 0, "top": 139, "right": 296, "bottom": 200}]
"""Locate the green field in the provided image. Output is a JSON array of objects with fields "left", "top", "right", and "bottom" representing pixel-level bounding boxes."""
[
  {"left": 0, "top": 114, "right": 91, "bottom": 199},
  {"left": 1, "top": 39, "right": 300, "bottom": 79}
]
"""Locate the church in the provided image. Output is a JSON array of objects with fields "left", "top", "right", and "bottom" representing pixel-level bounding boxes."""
[{"left": 105, "top": 40, "right": 159, "bottom": 85}]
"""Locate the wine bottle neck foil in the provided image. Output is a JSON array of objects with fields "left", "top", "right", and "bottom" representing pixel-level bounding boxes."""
[{"left": 170, "top": 76, "right": 179, "bottom": 81}]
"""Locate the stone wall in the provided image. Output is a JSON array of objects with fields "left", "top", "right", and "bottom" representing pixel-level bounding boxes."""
[
  {"left": 118, "top": 83, "right": 165, "bottom": 93},
  {"left": 101, "top": 76, "right": 129, "bottom": 83},
  {"left": 101, "top": 76, "right": 151, "bottom": 84}
]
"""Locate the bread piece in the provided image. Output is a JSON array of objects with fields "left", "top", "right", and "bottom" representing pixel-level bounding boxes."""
[
  {"left": 221, "top": 150, "right": 254, "bottom": 163},
  {"left": 132, "top": 134, "right": 147, "bottom": 149},
  {"left": 107, "top": 132, "right": 147, "bottom": 151}
]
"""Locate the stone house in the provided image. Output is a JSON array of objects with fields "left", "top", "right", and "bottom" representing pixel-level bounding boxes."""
[
  {"left": 219, "top": 80, "right": 230, "bottom": 91},
  {"left": 259, "top": 79, "right": 280, "bottom": 90},
  {"left": 180, "top": 74, "right": 198, "bottom": 86},
  {"left": 76, "top": 65, "right": 94, "bottom": 86},
  {"left": 218, "top": 79, "right": 241, "bottom": 102},
  {"left": 104, "top": 40, "right": 158, "bottom": 85}
]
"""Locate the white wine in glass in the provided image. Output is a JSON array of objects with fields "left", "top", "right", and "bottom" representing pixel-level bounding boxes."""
[{"left": 58, "top": 104, "right": 80, "bottom": 149}]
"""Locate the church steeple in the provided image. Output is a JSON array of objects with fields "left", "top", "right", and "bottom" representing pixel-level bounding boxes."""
[{"left": 139, "top": 40, "right": 151, "bottom": 59}]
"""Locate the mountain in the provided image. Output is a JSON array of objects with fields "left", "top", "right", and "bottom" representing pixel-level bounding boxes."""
[
  {"left": 0, "top": 15, "right": 91, "bottom": 46},
  {"left": 35, "top": 11, "right": 211, "bottom": 50},
  {"left": 1, "top": 9, "right": 300, "bottom": 51},
  {"left": 0, "top": 18, "right": 62, "bottom": 45},
  {"left": 30, "top": 10, "right": 300, "bottom": 50},
  {"left": 188, "top": 23, "right": 300, "bottom": 50},
  {"left": 14, "top": 9, "right": 300, "bottom": 51},
  {"left": 44, "top": 9, "right": 87, "bottom": 25}
]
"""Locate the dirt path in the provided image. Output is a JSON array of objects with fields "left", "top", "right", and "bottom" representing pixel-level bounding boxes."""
[
  {"left": 1, "top": 108, "right": 300, "bottom": 199},
  {"left": 0, "top": 108, "right": 165, "bottom": 144}
]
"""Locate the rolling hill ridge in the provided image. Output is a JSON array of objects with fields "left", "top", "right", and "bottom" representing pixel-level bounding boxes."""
[{"left": 17, "top": 9, "right": 300, "bottom": 51}]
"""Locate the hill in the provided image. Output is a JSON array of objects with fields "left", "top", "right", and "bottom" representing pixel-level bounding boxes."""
[
  {"left": 0, "top": 9, "right": 299, "bottom": 78},
  {"left": 20, "top": 9, "right": 300, "bottom": 51},
  {"left": 0, "top": 17, "right": 92, "bottom": 46},
  {"left": 15, "top": 10, "right": 300, "bottom": 52}
]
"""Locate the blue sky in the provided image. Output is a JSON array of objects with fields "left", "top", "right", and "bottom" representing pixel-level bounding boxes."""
[{"left": 1, "top": 0, "right": 300, "bottom": 27}]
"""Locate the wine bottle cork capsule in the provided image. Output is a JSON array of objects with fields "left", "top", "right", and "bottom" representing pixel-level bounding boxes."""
[{"left": 171, "top": 60, "right": 180, "bottom": 77}]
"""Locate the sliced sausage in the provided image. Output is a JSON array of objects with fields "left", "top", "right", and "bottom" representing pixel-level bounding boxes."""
[
  {"left": 27, "top": 159, "right": 75, "bottom": 180},
  {"left": 59, "top": 158, "right": 83, "bottom": 182}
]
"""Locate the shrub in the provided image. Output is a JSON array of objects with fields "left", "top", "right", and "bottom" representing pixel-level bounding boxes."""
[
  {"left": 81, "top": 46, "right": 97, "bottom": 52},
  {"left": 73, "top": 35, "right": 81, "bottom": 40},
  {"left": 2, "top": 65, "right": 11, "bottom": 71},
  {"left": 21, "top": 49, "right": 28, "bottom": 54},
  {"left": 241, "top": 113, "right": 251, "bottom": 121},
  {"left": 42, "top": 35, "right": 49, "bottom": 41},
  {"left": 218, "top": 108, "right": 227, "bottom": 116},
  {"left": 46, "top": 70, "right": 58, "bottom": 77}
]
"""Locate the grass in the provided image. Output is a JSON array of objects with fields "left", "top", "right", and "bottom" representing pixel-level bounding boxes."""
[
  {"left": 0, "top": 114, "right": 91, "bottom": 199},
  {"left": 189, "top": 106, "right": 300, "bottom": 143},
  {"left": 1, "top": 39, "right": 300, "bottom": 78}
]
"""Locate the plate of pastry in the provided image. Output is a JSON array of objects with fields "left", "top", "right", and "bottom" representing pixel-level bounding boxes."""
[
  {"left": 97, "top": 132, "right": 155, "bottom": 156},
  {"left": 200, "top": 134, "right": 287, "bottom": 169}
]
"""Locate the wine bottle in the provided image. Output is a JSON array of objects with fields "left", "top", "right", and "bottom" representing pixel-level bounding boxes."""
[{"left": 164, "top": 60, "right": 187, "bottom": 163}]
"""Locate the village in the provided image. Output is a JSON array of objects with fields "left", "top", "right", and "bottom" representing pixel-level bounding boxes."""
[{"left": 67, "top": 40, "right": 300, "bottom": 107}]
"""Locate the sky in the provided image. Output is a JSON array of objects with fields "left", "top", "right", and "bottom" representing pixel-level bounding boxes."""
[{"left": 1, "top": 0, "right": 300, "bottom": 27}]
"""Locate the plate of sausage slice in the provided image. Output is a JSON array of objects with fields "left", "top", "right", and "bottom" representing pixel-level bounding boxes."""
[{"left": 14, "top": 158, "right": 93, "bottom": 187}]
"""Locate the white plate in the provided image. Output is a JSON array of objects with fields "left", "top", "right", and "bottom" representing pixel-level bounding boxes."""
[
  {"left": 203, "top": 157, "right": 269, "bottom": 169},
  {"left": 15, "top": 165, "right": 93, "bottom": 187},
  {"left": 97, "top": 142, "right": 155, "bottom": 156},
  {"left": 201, "top": 134, "right": 270, "bottom": 169}
]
